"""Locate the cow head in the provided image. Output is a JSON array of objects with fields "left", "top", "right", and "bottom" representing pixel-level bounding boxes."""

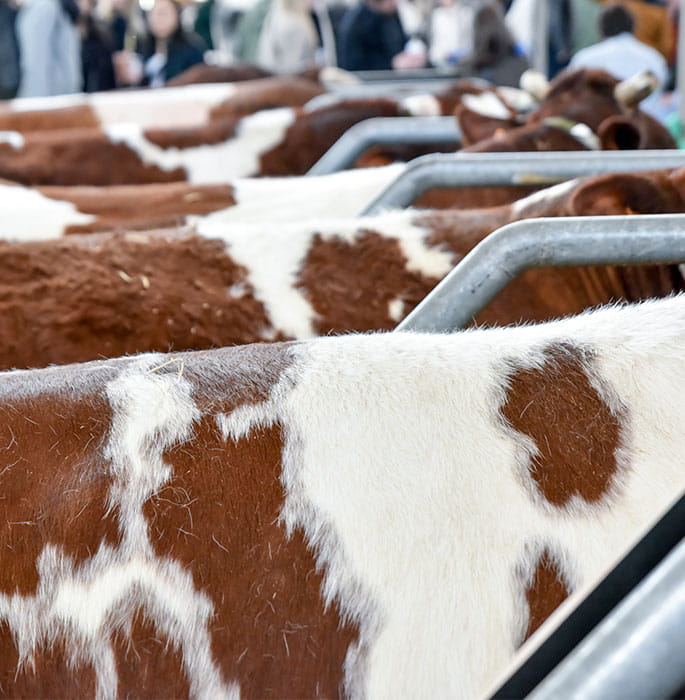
[{"left": 567, "top": 169, "right": 685, "bottom": 216}]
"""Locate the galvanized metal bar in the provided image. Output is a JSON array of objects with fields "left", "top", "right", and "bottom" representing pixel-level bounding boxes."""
[
  {"left": 362, "top": 151, "right": 685, "bottom": 214},
  {"left": 307, "top": 117, "right": 461, "bottom": 176},
  {"left": 679, "top": 0, "right": 685, "bottom": 137},
  {"left": 532, "top": 0, "right": 550, "bottom": 77},
  {"left": 396, "top": 214, "right": 685, "bottom": 332},
  {"left": 527, "top": 537, "right": 685, "bottom": 700}
]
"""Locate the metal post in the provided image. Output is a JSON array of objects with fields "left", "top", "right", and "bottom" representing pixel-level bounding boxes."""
[
  {"left": 307, "top": 117, "right": 461, "bottom": 176},
  {"left": 362, "top": 151, "right": 685, "bottom": 214},
  {"left": 533, "top": 0, "right": 550, "bottom": 77},
  {"left": 526, "top": 537, "right": 685, "bottom": 700},
  {"left": 395, "top": 214, "right": 685, "bottom": 332},
  {"left": 678, "top": 0, "right": 685, "bottom": 141}
]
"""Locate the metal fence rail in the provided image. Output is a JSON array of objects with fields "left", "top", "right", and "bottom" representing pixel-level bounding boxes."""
[
  {"left": 307, "top": 117, "right": 461, "bottom": 176},
  {"left": 395, "top": 214, "right": 685, "bottom": 332},
  {"left": 363, "top": 151, "right": 685, "bottom": 214},
  {"left": 527, "top": 534, "right": 685, "bottom": 700}
]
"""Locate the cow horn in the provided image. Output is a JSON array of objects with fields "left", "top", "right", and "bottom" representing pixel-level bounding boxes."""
[
  {"left": 519, "top": 70, "right": 550, "bottom": 101},
  {"left": 614, "top": 70, "right": 659, "bottom": 107}
]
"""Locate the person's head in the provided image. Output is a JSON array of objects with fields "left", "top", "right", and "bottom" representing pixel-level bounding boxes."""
[
  {"left": 366, "top": 0, "right": 397, "bottom": 16},
  {"left": 147, "top": 0, "right": 182, "bottom": 41},
  {"left": 471, "top": 1, "right": 515, "bottom": 67},
  {"left": 599, "top": 4, "right": 635, "bottom": 39}
]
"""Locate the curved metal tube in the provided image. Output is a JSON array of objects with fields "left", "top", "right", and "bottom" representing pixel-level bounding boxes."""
[
  {"left": 363, "top": 151, "right": 685, "bottom": 214},
  {"left": 527, "top": 536, "right": 685, "bottom": 700},
  {"left": 396, "top": 214, "right": 685, "bottom": 332},
  {"left": 307, "top": 117, "right": 461, "bottom": 176}
]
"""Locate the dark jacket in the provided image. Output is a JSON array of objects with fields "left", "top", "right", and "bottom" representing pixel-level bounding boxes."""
[
  {"left": 0, "top": 0, "right": 19, "bottom": 98},
  {"left": 82, "top": 16, "right": 117, "bottom": 92},
  {"left": 337, "top": 3, "right": 406, "bottom": 71},
  {"left": 141, "top": 34, "right": 205, "bottom": 85}
]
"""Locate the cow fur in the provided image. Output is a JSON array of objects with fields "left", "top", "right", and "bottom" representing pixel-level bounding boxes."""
[
  {"left": 0, "top": 296, "right": 684, "bottom": 698},
  {"left": 0, "top": 169, "right": 683, "bottom": 370}
]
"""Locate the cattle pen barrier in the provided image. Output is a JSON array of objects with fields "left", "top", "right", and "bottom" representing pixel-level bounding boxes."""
[
  {"left": 306, "top": 117, "right": 462, "bottom": 176},
  {"left": 396, "top": 213, "right": 685, "bottom": 332},
  {"left": 397, "top": 213, "right": 685, "bottom": 699},
  {"left": 362, "top": 151, "right": 685, "bottom": 215}
]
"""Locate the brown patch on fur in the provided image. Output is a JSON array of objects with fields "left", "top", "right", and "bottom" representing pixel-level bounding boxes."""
[
  {"left": 143, "top": 344, "right": 359, "bottom": 697},
  {"left": 166, "top": 63, "right": 272, "bottom": 87},
  {"left": 0, "top": 229, "right": 279, "bottom": 370},
  {"left": 464, "top": 122, "right": 594, "bottom": 153},
  {"left": 0, "top": 625, "right": 97, "bottom": 699},
  {"left": 298, "top": 230, "right": 443, "bottom": 332},
  {"left": 259, "top": 99, "right": 402, "bottom": 176},
  {"left": 0, "top": 391, "right": 118, "bottom": 595},
  {"left": 0, "top": 129, "right": 186, "bottom": 186},
  {"left": 209, "top": 77, "right": 324, "bottom": 121},
  {"left": 353, "top": 141, "right": 458, "bottom": 169},
  {"left": 414, "top": 185, "right": 542, "bottom": 210},
  {"left": 0, "top": 105, "right": 100, "bottom": 132},
  {"left": 112, "top": 612, "right": 192, "bottom": 698},
  {"left": 521, "top": 550, "right": 570, "bottom": 643},
  {"left": 501, "top": 343, "right": 624, "bottom": 507},
  {"left": 38, "top": 182, "right": 236, "bottom": 234},
  {"left": 143, "top": 119, "right": 239, "bottom": 150}
]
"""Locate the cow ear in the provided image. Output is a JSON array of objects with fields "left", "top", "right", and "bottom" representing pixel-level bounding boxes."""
[
  {"left": 454, "top": 105, "right": 518, "bottom": 147},
  {"left": 597, "top": 116, "right": 642, "bottom": 150},
  {"left": 569, "top": 174, "right": 669, "bottom": 215}
]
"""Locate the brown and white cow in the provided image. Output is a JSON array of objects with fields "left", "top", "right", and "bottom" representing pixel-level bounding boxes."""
[
  {"left": 0, "top": 168, "right": 683, "bottom": 370},
  {"left": 0, "top": 295, "right": 683, "bottom": 697},
  {"left": 0, "top": 97, "right": 444, "bottom": 185},
  {"left": 0, "top": 77, "right": 325, "bottom": 132},
  {"left": 0, "top": 164, "right": 405, "bottom": 239},
  {"left": 459, "top": 69, "right": 676, "bottom": 152}
]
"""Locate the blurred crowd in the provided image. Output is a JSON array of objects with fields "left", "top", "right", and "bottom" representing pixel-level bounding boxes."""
[{"left": 0, "top": 0, "right": 680, "bottom": 115}]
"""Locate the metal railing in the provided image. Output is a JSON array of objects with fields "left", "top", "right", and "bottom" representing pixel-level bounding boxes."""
[
  {"left": 307, "top": 117, "right": 461, "bottom": 175},
  {"left": 362, "top": 151, "right": 685, "bottom": 215},
  {"left": 396, "top": 214, "right": 685, "bottom": 332}
]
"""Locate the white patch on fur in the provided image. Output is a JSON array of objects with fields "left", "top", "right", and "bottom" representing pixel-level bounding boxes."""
[
  {"left": 462, "top": 92, "right": 511, "bottom": 120},
  {"left": 9, "top": 83, "right": 237, "bottom": 128},
  {"left": 0, "top": 182, "right": 95, "bottom": 241},
  {"left": 0, "top": 355, "right": 237, "bottom": 699},
  {"left": 495, "top": 86, "right": 536, "bottom": 113},
  {"left": 195, "top": 163, "right": 405, "bottom": 224},
  {"left": 510, "top": 178, "right": 579, "bottom": 218},
  {"left": 0, "top": 130, "right": 24, "bottom": 149},
  {"left": 103, "top": 108, "right": 295, "bottom": 183},
  {"left": 388, "top": 298, "right": 405, "bottom": 321},
  {"left": 197, "top": 208, "right": 454, "bottom": 339},
  {"left": 91, "top": 83, "right": 237, "bottom": 128},
  {"left": 400, "top": 94, "right": 442, "bottom": 117},
  {"left": 274, "top": 297, "right": 685, "bottom": 698}
]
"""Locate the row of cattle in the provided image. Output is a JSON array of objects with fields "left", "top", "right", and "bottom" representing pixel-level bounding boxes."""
[{"left": 0, "top": 65, "right": 684, "bottom": 698}]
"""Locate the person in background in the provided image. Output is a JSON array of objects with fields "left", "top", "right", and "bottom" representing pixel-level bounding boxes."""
[
  {"left": 79, "top": 0, "right": 116, "bottom": 90},
  {"left": 0, "top": 0, "right": 20, "bottom": 98},
  {"left": 256, "top": 0, "right": 318, "bottom": 73},
  {"left": 569, "top": 3, "right": 668, "bottom": 119},
  {"left": 16, "top": 0, "right": 82, "bottom": 96},
  {"left": 116, "top": 0, "right": 205, "bottom": 86},
  {"left": 428, "top": 0, "right": 478, "bottom": 69},
  {"left": 457, "top": 0, "right": 528, "bottom": 85},
  {"left": 338, "top": 0, "right": 425, "bottom": 71}
]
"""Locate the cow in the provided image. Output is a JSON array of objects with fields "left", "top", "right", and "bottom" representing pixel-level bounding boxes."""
[
  {"left": 0, "top": 76, "right": 325, "bottom": 133},
  {"left": 459, "top": 68, "right": 675, "bottom": 152},
  {"left": 0, "top": 168, "right": 683, "bottom": 371},
  {"left": 0, "top": 97, "right": 450, "bottom": 186},
  {"left": 0, "top": 164, "right": 405, "bottom": 239},
  {"left": 0, "top": 294, "right": 683, "bottom": 698}
]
